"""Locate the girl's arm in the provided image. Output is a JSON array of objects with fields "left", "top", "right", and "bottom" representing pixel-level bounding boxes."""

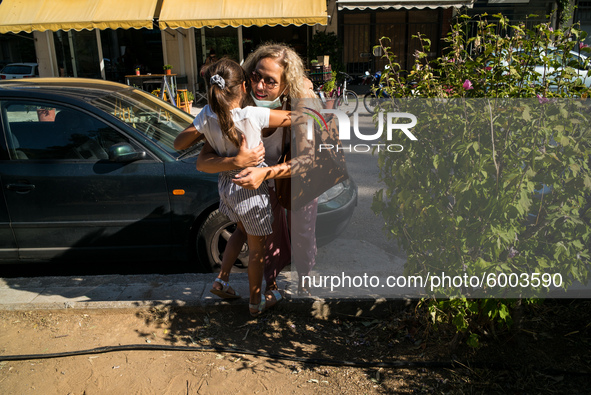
[{"left": 174, "top": 124, "right": 204, "bottom": 150}]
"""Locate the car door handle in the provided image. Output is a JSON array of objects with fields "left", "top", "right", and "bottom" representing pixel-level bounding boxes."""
[{"left": 6, "top": 183, "right": 35, "bottom": 193}]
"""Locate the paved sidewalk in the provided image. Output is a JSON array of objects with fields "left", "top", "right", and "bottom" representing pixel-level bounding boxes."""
[
  {"left": 0, "top": 272, "right": 282, "bottom": 311},
  {"left": 0, "top": 271, "right": 401, "bottom": 318}
]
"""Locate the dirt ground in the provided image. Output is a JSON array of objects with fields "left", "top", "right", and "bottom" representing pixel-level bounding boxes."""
[{"left": 0, "top": 300, "right": 589, "bottom": 394}]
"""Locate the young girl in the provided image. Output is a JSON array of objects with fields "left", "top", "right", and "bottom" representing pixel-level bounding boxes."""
[{"left": 174, "top": 58, "right": 290, "bottom": 317}]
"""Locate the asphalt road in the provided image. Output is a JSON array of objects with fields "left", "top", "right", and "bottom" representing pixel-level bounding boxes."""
[{"left": 313, "top": 111, "right": 407, "bottom": 279}]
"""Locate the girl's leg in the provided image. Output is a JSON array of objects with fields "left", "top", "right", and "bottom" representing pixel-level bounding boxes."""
[
  {"left": 247, "top": 225, "right": 283, "bottom": 315},
  {"left": 245, "top": 224, "right": 267, "bottom": 309},
  {"left": 212, "top": 226, "right": 246, "bottom": 296}
]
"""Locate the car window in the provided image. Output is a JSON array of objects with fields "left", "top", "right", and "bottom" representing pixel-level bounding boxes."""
[
  {"left": 548, "top": 50, "right": 589, "bottom": 70},
  {"left": 91, "top": 89, "right": 194, "bottom": 157},
  {"left": 1, "top": 65, "right": 32, "bottom": 75},
  {"left": 3, "top": 101, "right": 132, "bottom": 160}
]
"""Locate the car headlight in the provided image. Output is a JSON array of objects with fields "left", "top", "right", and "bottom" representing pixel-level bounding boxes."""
[{"left": 317, "top": 180, "right": 349, "bottom": 204}]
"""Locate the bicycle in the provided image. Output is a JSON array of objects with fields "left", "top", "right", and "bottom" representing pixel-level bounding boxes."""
[{"left": 315, "top": 71, "right": 359, "bottom": 116}]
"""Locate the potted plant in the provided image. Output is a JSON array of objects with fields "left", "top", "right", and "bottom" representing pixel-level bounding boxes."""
[
  {"left": 322, "top": 72, "right": 337, "bottom": 108},
  {"left": 163, "top": 64, "right": 172, "bottom": 75},
  {"left": 135, "top": 67, "right": 140, "bottom": 76}
]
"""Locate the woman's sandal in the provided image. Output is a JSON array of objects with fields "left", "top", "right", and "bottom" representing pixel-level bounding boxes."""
[
  {"left": 210, "top": 278, "right": 240, "bottom": 299},
  {"left": 267, "top": 289, "right": 284, "bottom": 306}
]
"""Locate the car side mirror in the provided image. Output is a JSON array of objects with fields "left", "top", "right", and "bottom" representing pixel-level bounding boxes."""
[{"left": 108, "top": 142, "right": 146, "bottom": 162}]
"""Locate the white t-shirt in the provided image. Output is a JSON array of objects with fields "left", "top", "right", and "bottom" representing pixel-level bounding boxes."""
[{"left": 193, "top": 105, "right": 270, "bottom": 157}]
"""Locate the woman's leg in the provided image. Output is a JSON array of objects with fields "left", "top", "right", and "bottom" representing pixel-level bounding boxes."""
[
  {"left": 263, "top": 187, "right": 291, "bottom": 292},
  {"left": 288, "top": 198, "right": 318, "bottom": 294}
]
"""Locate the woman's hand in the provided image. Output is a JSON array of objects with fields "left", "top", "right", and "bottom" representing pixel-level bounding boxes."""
[
  {"left": 235, "top": 139, "right": 266, "bottom": 168},
  {"left": 232, "top": 167, "right": 268, "bottom": 189}
]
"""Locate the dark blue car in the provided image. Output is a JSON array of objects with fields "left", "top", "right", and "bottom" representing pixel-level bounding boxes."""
[{"left": 0, "top": 78, "right": 356, "bottom": 271}]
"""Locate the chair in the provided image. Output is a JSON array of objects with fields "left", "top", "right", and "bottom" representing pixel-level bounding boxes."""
[{"left": 176, "top": 89, "right": 191, "bottom": 113}]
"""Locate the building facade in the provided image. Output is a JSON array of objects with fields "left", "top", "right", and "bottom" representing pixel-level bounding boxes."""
[{"left": 2, "top": 0, "right": 578, "bottom": 101}]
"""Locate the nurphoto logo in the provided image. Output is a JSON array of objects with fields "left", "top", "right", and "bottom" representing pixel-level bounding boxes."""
[{"left": 304, "top": 108, "right": 418, "bottom": 152}]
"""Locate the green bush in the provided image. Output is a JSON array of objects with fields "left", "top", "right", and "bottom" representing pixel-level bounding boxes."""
[{"left": 372, "top": 14, "right": 591, "bottom": 347}]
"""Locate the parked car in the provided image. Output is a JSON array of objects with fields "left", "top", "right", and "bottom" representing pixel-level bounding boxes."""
[
  {"left": 494, "top": 48, "right": 590, "bottom": 91},
  {"left": 0, "top": 78, "right": 357, "bottom": 271},
  {"left": 0, "top": 63, "right": 39, "bottom": 80}
]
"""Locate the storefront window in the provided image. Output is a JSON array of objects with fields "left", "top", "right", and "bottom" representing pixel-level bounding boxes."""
[
  {"left": 0, "top": 32, "right": 36, "bottom": 68},
  {"left": 242, "top": 25, "right": 308, "bottom": 60},
  {"left": 54, "top": 30, "right": 101, "bottom": 78},
  {"left": 100, "top": 29, "right": 164, "bottom": 83}
]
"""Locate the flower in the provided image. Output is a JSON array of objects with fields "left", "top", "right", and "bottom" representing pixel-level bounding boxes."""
[
  {"left": 462, "top": 79, "right": 474, "bottom": 90},
  {"left": 580, "top": 42, "right": 590, "bottom": 50},
  {"left": 537, "top": 94, "right": 549, "bottom": 104}
]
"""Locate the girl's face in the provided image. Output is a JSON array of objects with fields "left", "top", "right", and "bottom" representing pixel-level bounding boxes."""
[{"left": 250, "top": 57, "right": 285, "bottom": 102}]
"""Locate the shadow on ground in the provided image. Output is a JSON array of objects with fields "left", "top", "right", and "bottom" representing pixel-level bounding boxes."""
[{"left": 132, "top": 298, "right": 591, "bottom": 394}]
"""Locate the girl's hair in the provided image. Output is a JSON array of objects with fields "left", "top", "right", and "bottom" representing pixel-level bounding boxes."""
[
  {"left": 242, "top": 43, "right": 307, "bottom": 102},
  {"left": 203, "top": 58, "right": 246, "bottom": 148}
]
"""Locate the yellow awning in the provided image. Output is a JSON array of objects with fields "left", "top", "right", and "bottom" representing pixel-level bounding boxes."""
[
  {"left": 159, "top": 0, "right": 327, "bottom": 29},
  {"left": 0, "top": 0, "right": 159, "bottom": 34}
]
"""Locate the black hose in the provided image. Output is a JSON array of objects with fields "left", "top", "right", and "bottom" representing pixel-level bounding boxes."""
[
  {"left": 0, "top": 344, "right": 449, "bottom": 367},
  {"left": 0, "top": 344, "right": 588, "bottom": 376}
]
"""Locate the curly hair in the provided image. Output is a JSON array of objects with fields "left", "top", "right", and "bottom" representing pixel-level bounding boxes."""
[{"left": 242, "top": 43, "right": 308, "bottom": 102}]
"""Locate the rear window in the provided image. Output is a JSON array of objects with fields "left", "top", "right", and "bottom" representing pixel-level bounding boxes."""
[{"left": 1, "top": 65, "right": 33, "bottom": 75}]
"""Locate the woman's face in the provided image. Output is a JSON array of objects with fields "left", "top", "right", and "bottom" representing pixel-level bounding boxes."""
[{"left": 250, "top": 57, "right": 285, "bottom": 102}]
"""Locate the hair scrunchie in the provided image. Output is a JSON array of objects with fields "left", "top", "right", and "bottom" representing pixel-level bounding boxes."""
[{"left": 210, "top": 74, "right": 225, "bottom": 90}]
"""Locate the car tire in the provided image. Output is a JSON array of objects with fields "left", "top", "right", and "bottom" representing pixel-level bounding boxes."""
[{"left": 195, "top": 209, "right": 249, "bottom": 272}]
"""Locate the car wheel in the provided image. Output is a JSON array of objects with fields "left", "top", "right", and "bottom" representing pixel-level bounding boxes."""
[{"left": 195, "top": 209, "right": 249, "bottom": 272}]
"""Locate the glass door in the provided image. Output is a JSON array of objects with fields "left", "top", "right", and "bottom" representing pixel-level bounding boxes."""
[{"left": 54, "top": 30, "right": 101, "bottom": 78}]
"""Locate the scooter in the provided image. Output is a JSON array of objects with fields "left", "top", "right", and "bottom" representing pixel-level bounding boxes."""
[{"left": 363, "top": 70, "right": 390, "bottom": 114}]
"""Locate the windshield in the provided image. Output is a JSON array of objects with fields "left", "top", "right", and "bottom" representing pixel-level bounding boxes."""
[
  {"left": 90, "top": 88, "right": 199, "bottom": 158},
  {"left": 2, "top": 65, "right": 33, "bottom": 74}
]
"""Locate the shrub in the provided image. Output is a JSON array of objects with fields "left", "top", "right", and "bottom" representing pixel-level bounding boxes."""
[{"left": 372, "top": 14, "right": 591, "bottom": 347}]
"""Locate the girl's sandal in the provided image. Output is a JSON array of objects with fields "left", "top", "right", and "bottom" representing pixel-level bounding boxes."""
[
  {"left": 249, "top": 297, "right": 267, "bottom": 317},
  {"left": 210, "top": 278, "right": 240, "bottom": 299}
]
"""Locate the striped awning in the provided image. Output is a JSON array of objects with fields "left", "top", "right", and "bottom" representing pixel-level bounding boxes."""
[
  {"left": 0, "top": 0, "right": 159, "bottom": 34},
  {"left": 158, "top": 0, "right": 327, "bottom": 29}
]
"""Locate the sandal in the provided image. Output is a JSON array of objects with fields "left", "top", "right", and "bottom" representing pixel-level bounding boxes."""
[
  {"left": 249, "top": 297, "right": 267, "bottom": 317},
  {"left": 267, "top": 289, "right": 284, "bottom": 307},
  {"left": 210, "top": 278, "right": 240, "bottom": 299}
]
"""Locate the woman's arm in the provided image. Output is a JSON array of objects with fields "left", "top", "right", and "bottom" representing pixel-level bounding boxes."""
[
  {"left": 174, "top": 124, "right": 204, "bottom": 150},
  {"left": 196, "top": 138, "right": 265, "bottom": 173},
  {"left": 269, "top": 110, "right": 291, "bottom": 129},
  {"left": 232, "top": 119, "right": 315, "bottom": 190},
  {"left": 232, "top": 160, "right": 292, "bottom": 189}
]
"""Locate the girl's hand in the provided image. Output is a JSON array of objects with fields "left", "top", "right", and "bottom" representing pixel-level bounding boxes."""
[
  {"left": 232, "top": 167, "right": 267, "bottom": 189},
  {"left": 234, "top": 138, "right": 265, "bottom": 168}
]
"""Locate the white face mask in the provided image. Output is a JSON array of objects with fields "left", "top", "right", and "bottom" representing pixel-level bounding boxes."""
[{"left": 250, "top": 88, "right": 287, "bottom": 109}]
